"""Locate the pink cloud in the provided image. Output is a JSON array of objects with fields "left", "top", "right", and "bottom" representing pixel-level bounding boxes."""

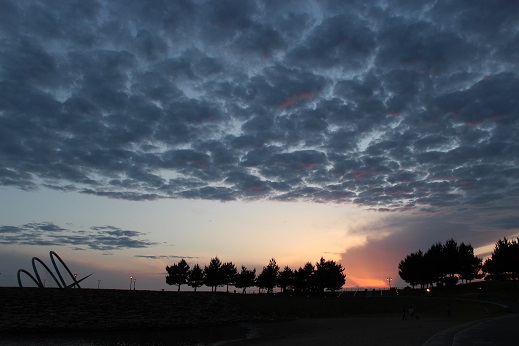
[{"left": 278, "top": 92, "right": 317, "bottom": 109}]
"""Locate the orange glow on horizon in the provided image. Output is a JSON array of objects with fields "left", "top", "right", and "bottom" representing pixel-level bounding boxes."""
[{"left": 345, "top": 275, "right": 389, "bottom": 288}]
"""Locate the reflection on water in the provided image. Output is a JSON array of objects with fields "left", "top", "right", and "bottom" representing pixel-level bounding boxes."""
[{"left": 0, "top": 324, "right": 250, "bottom": 346}]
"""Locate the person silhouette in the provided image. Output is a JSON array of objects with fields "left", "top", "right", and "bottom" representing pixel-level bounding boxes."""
[{"left": 409, "top": 307, "right": 415, "bottom": 319}]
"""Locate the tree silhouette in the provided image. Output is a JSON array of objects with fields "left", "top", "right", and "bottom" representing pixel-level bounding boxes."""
[
  {"left": 204, "top": 257, "right": 225, "bottom": 292},
  {"left": 277, "top": 266, "right": 294, "bottom": 293},
  {"left": 163, "top": 256, "right": 349, "bottom": 295},
  {"left": 256, "top": 258, "right": 279, "bottom": 293},
  {"left": 187, "top": 263, "right": 204, "bottom": 292},
  {"left": 294, "top": 262, "right": 314, "bottom": 293},
  {"left": 399, "top": 239, "right": 482, "bottom": 288},
  {"left": 441, "top": 239, "right": 460, "bottom": 286},
  {"left": 424, "top": 242, "right": 445, "bottom": 286},
  {"left": 314, "top": 257, "right": 346, "bottom": 292},
  {"left": 398, "top": 250, "right": 425, "bottom": 288},
  {"left": 235, "top": 266, "right": 256, "bottom": 293},
  {"left": 221, "top": 261, "right": 238, "bottom": 293},
  {"left": 458, "top": 242, "right": 483, "bottom": 283},
  {"left": 166, "top": 259, "right": 190, "bottom": 291},
  {"left": 483, "top": 237, "right": 519, "bottom": 283}
]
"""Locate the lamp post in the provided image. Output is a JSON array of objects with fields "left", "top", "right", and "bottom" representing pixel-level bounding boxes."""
[
  {"left": 98, "top": 279, "right": 101, "bottom": 289},
  {"left": 386, "top": 277, "right": 392, "bottom": 289},
  {"left": 133, "top": 278, "right": 136, "bottom": 291},
  {"left": 130, "top": 276, "right": 133, "bottom": 290}
]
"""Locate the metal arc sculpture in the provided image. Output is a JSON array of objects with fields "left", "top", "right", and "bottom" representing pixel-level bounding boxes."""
[{"left": 17, "top": 251, "right": 93, "bottom": 288}]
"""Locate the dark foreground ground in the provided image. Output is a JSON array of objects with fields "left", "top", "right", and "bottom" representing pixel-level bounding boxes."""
[
  {"left": 0, "top": 283, "right": 516, "bottom": 345},
  {"left": 0, "top": 287, "right": 247, "bottom": 331}
]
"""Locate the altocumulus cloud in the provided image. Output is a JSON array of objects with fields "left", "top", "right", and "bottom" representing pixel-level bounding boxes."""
[
  {"left": 0, "top": 1, "right": 518, "bottom": 221},
  {"left": 0, "top": 223, "right": 156, "bottom": 251},
  {"left": 135, "top": 255, "right": 199, "bottom": 260}
]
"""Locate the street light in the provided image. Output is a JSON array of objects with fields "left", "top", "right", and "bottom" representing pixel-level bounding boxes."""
[
  {"left": 98, "top": 279, "right": 101, "bottom": 289},
  {"left": 386, "top": 277, "right": 393, "bottom": 289},
  {"left": 133, "top": 278, "right": 136, "bottom": 291},
  {"left": 130, "top": 276, "right": 133, "bottom": 290}
]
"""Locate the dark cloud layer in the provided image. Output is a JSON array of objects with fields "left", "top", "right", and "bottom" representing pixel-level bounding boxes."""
[
  {"left": 1, "top": 1, "right": 518, "bottom": 219},
  {"left": 0, "top": 222, "right": 156, "bottom": 251}
]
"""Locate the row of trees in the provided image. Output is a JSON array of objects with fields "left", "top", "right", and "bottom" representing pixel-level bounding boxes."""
[
  {"left": 399, "top": 237, "right": 519, "bottom": 288},
  {"left": 166, "top": 257, "right": 346, "bottom": 293},
  {"left": 398, "top": 239, "right": 483, "bottom": 288}
]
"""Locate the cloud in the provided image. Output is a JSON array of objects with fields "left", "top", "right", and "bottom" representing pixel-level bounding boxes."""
[
  {"left": 135, "top": 255, "right": 200, "bottom": 260},
  {"left": 342, "top": 207, "right": 519, "bottom": 287},
  {"left": 0, "top": 222, "right": 156, "bottom": 251},
  {"left": 0, "top": 0, "right": 517, "bottom": 227}
]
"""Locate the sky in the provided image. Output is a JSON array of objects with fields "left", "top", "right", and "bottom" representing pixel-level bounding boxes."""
[{"left": 1, "top": 0, "right": 519, "bottom": 290}]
